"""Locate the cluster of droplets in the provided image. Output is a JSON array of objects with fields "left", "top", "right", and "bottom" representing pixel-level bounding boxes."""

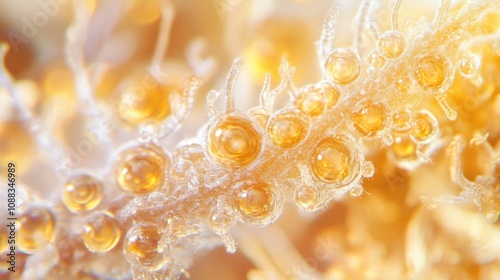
[
  {"left": 389, "top": 109, "right": 440, "bottom": 170},
  {"left": 199, "top": 56, "right": 376, "bottom": 224},
  {"left": 115, "top": 144, "right": 170, "bottom": 195}
]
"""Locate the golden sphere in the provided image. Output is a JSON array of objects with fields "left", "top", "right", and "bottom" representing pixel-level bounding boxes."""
[
  {"left": 235, "top": 181, "right": 276, "bottom": 225},
  {"left": 62, "top": 173, "right": 103, "bottom": 212},
  {"left": 18, "top": 206, "right": 56, "bottom": 254},
  {"left": 311, "top": 137, "right": 351, "bottom": 184},
  {"left": 115, "top": 145, "right": 169, "bottom": 194},
  {"left": 206, "top": 114, "right": 262, "bottom": 168},
  {"left": 324, "top": 48, "right": 361, "bottom": 85},
  {"left": 82, "top": 212, "right": 121, "bottom": 253},
  {"left": 267, "top": 109, "right": 308, "bottom": 148},
  {"left": 352, "top": 101, "right": 390, "bottom": 138},
  {"left": 378, "top": 30, "right": 406, "bottom": 58},
  {"left": 415, "top": 55, "right": 451, "bottom": 91},
  {"left": 124, "top": 223, "right": 169, "bottom": 271}
]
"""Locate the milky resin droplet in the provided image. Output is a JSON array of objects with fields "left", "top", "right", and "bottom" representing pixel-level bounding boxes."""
[
  {"left": 206, "top": 114, "right": 262, "bottom": 168},
  {"left": 124, "top": 223, "right": 168, "bottom": 271},
  {"left": 349, "top": 185, "right": 364, "bottom": 198},
  {"left": 410, "top": 110, "right": 438, "bottom": 144},
  {"left": 173, "top": 141, "right": 204, "bottom": 165},
  {"left": 171, "top": 161, "right": 193, "bottom": 184},
  {"left": 481, "top": 12, "right": 500, "bottom": 34},
  {"left": 148, "top": 192, "right": 167, "bottom": 206},
  {"left": 18, "top": 206, "right": 56, "bottom": 254},
  {"left": 324, "top": 48, "right": 361, "bottom": 85},
  {"left": 316, "top": 82, "right": 340, "bottom": 109},
  {"left": 458, "top": 55, "right": 478, "bottom": 78},
  {"left": 382, "top": 134, "right": 394, "bottom": 146},
  {"left": 395, "top": 77, "right": 411, "bottom": 93},
  {"left": 367, "top": 51, "right": 387, "bottom": 69},
  {"left": 82, "top": 212, "right": 121, "bottom": 253},
  {"left": 62, "top": 174, "right": 103, "bottom": 213},
  {"left": 267, "top": 109, "right": 308, "bottom": 148},
  {"left": 168, "top": 216, "right": 194, "bottom": 237},
  {"left": 392, "top": 109, "right": 412, "bottom": 132},
  {"left": 311, "top": 137, "right": 353, "bottom": 184},
  {"left": 362, "top": 161, "right": 375, "bottom": 178},
  {"left": 209, "top": 209, "right": 233, "bottom": 235},
  {"left": 115, "top": 145, "right": 168, "bottom": 194},
  {"left": 378, "top": 30, "right": 406, "bottom": 58},
  {"left": 415, "top": 55, "right": 451, "bottom": 91},
  {"left": 248, "top": 107, "right": 270, "bottom": 129},
  {"left": 352, "top": 101, "right": 390, "bottom": 138},
  {"left": 294, "top": 87, "right": 326, "bottom": 117},
  {"left": 295, "top": 186, "right": 322, "bottom": 212},
  {"left": 118, "top": 78, "right": 172, "bottom": 125},
  {"left": 235, "top": 181, "right": 276, "bottom": 225}
]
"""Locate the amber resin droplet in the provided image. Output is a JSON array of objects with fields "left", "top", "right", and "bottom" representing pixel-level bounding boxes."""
[
  {"left": 294, "top": 87, "right": 326, "bottom": 117},
  {"left": 395, "top": 77, "right": 411, "bottom": 93},
  {"left": 352, "top": 101, "right": 390, "bottom": 138},
  {"left": 206, "top": 114, "right": 262, "bottom": 168},
  {"left": 324, "top": 48, "right": 361, "bottom": 85},
  {"left": 367, "top": 51, "right": 387, "bottom": 69},
  {"left": 117, "top": 77, "right": 172, "bottom": 125},
  {"left": 392, "top": 136, "right": 418, "bottom": 159},
  {"left": 235, "top": 181, "right": 276, "bottom": 225},
  {"left": 62, "top": 173, "right": 103, "bottom": 213},
  {"left": 267, "top": 109, "right": 308, "bottom": 148},
  {"left": 378, "top": 30, "right": 406, "bottom": 58},
  {"left": 248, "top": 107, "right": 270, "bottom": 129},
  {"left": 18, "top": 206, "right": 56, "bottom": 254},
  {"left": 316, "top": 82, "right": 340, "bottom": 109},
  {"left": 414, "top": 55, "right": 451, "bottom": 91},
  {"left": 481, "top": 12, "right": 500, "bottom": 34},
  {"left": 124, "top": 223, "right": 169, "bottom": 271},
  {"left": 311, "top": 137, "right": 352, "bottom": 184},
  {"left": 410, "top": 110, "right": 439, "bottom": 144},
  {"left": 392, "top": 109, "right": 412, "bottom": 132},
  {"left": 82, "top": 212, "right": 121, "bottom": 253},
  {"left": 115, "top": 144, "right": 168, "bottom": 194}
]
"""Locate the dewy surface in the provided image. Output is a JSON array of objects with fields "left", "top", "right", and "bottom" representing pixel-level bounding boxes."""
[{"left": 1, "top": 0, "right": 500, "bottom": 279}]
